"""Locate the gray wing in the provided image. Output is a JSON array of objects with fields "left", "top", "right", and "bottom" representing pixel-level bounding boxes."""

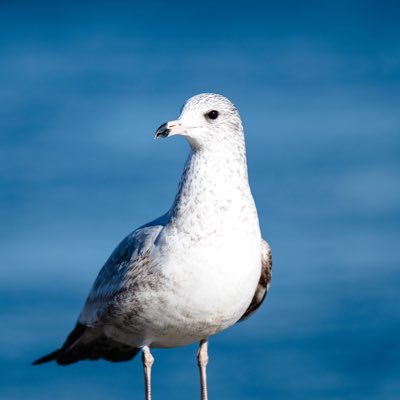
[
  {"left": 79, "top": 215, "right": 167, "bottom": 326},
  {"left": 238, "top": 239, "right": 272, "bottom": 322},
  {"left": 32, "top": 214, "right": 169, "bottom": 365}
]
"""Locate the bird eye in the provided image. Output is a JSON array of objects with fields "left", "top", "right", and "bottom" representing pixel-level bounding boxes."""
[{"left": 206, "top": 110, "right": 219, "bottom": 120}]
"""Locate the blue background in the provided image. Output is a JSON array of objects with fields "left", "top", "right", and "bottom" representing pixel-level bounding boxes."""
[{"left": 1, "top": 1, "right": 399, "bottom": 399}]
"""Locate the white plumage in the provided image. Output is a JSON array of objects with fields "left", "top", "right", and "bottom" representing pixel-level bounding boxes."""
[{"left": 34, "top": 93, "right": 272, "bottom": 400}]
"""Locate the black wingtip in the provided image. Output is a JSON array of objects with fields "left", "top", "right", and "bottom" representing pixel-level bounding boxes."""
[{"left": 32, "top": 349, "right": 61, "bottom": 365}]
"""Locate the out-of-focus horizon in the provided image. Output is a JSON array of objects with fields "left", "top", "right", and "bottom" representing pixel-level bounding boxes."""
[{"left": 1, "top": 1, "right": 399, "bottom": 399}]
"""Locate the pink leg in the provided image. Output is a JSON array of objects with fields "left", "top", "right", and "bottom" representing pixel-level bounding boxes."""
[
  {"left": 197, "top": 339, "right": 209, "bottom": 400},
  {"left": 142, "top": 346, "right": 154, "bottom": 400}
]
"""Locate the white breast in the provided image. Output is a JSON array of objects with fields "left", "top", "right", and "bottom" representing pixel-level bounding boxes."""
[{"left": 138, "top": 218, "right": 261, "bottom": 347}]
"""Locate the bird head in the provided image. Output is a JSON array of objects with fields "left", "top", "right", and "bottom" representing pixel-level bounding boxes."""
[{"left": 154, "top": 93, "right": 244, "bottom": 150}]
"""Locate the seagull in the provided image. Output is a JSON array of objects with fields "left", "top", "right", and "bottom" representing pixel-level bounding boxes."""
[{"left": 33, "top": 93, "right": 272, "bottom": 400}]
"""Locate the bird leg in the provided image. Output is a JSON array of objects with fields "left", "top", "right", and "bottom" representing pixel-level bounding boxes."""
[
  {"left": 197, "top": 339, "right": 209, "bottom": 400},
  {"left": 142, "top": 346, "right": 154, "bottom": 400}
]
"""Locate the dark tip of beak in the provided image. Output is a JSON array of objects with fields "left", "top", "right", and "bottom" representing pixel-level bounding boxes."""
[{"left": 154, "top": 122, "right": 170, "bottom": 139}]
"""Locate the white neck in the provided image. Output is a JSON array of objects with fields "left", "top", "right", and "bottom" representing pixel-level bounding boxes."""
[{"left": 166, "top": 139, "right": 258, "bottom": 242}]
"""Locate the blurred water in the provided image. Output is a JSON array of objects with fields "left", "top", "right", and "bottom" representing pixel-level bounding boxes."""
[{"left": 1, "top": 1, "right": 400, "bottom": 399}]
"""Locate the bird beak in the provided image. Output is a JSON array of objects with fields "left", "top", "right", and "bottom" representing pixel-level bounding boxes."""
[{"left": 154, "top": 120, "right": 187, "bottom": 139}]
